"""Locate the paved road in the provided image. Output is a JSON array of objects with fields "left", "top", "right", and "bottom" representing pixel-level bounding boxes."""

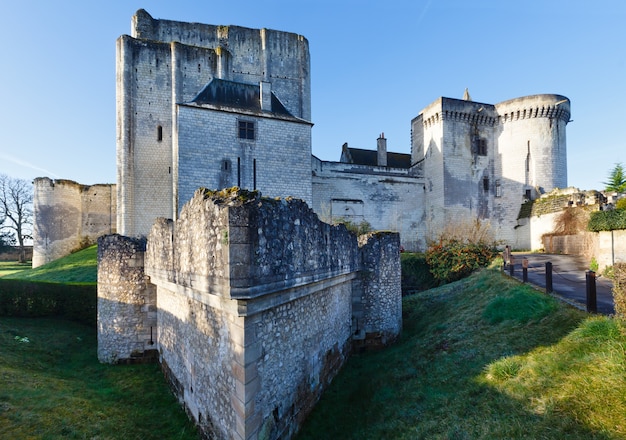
[{"left": 507, "top": 253, "right": 615, "bottom": 315}]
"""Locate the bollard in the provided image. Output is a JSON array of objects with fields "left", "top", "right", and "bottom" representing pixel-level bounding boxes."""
[
  {"left": 522, "top": 258, "right": 528, "bottom": 283},
  {"left": 509, "top": 255, "right": 515, "bottom": 276},
  {"left": 586, "top": 271, "right": 597, "bottom": 313},
  {"left": 545, "top": 262, "right": 553, "bottom": 293}
]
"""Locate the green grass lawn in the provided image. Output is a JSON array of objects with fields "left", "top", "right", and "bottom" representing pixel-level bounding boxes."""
[
  {"left": 0, "top": 316, "right": 197, "bottom": 439},
  {"left": 0, "top": 261, "right": 32, "bottom": 278},
  {"left": 0, "top": 245, "right": 97, "bottom": 283},
  {"left": 2, "top": 253, "right": 625, "bottom": 439},
  {"left": 298, "top": 266, "right": 626, "bottom": 439}
]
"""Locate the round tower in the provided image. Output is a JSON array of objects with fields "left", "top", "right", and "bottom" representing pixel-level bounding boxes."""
[{"left": 495, "top": 94, "right": 570, "bottom": 199}]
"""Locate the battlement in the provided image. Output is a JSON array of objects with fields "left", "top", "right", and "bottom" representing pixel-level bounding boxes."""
[{"left": 496, "top": 94, "right": 570, "bottom": 124}]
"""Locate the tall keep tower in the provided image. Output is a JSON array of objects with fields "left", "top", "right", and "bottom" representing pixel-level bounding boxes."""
[{"left": 117, "top": 9, "right": 312, "bottom": 236}]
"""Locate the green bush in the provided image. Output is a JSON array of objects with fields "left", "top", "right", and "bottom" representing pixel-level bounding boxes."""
[
  {"left": 400, "top": 253, "right": 436, "bottom": 295},
  {"left": 613, "top": 263, "right": 626, "bottom": 319},
  {"left": 587, "top": 209, "right": 626, "bottom": 232},
  {"left": 425, "top": 240, "right": 499, "bottom": 284},
  {"left": 616, "top": 198, "right": 626, "bottom": 211},
  {"left": 0, "top": 279, "right": 96, "bottom": 326}
]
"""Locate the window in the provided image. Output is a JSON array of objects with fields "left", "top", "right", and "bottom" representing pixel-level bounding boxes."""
[
  {"left": 483, "top": 176, "right": 489, "bottom": 192},
  {"left": 238, "top": 120, "right": 255, "bottom": 140},
  {"left": 477, "top": 138, "right": 487, "bottom": 156},
  {"left": 495, "top": 180, "right": 502, "bottom": 197},
  {"left": 157, "top": 125, "right": 163, "bottom": 142}
]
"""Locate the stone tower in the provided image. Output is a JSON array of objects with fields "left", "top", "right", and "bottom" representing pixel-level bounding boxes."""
[
  {"left": 411, "top": 93, "right": 570, "bottom": 248},
  {"left": 117, "top": 9, "right": 313, "bottom": 237}
]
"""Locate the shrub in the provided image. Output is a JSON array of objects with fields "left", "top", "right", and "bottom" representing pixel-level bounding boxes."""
[
  {"left": 613, "top": 263, "right": 626, "bottom": 318},
  {"left": 425, "top": 240, "right": 499, "bottom": 284},
  {"left": 587, "top": 209, "right": 626, "bottom": 232},
  {"left": 333, "top": 218, "right": 372, "bottom": 236},
  {"left": 616, "top": 197, "right": 626, "bottom": 211},
  {"left": 0, "top": 279, "right": 96, "bottom": 326},
  {"left": 400, "top": 253, "right": 436, "bottom": 295}
]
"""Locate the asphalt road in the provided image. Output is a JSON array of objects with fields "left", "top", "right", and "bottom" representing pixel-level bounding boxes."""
[{"left": 507, "top": 253, "right": 615, "bottom": 315}]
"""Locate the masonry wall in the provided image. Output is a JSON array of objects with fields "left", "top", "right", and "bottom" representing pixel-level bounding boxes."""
[
  {"left": 311, "top": 157, "right": 424, "bottom": 251},
  {"left": 107, "top": 188, "right": 400, "bottom": 440},
  {"left": 177, "top": 106, "right": 312, "bottom": 210},
  {"left": 354, "top": 232, "right": 402, "bottom": 348},
  {"left": 33, "top": 178, "right": 116, "bottom": 267},
  {"left": 97, "top": 234, "right": 157, "bottom": 363}
]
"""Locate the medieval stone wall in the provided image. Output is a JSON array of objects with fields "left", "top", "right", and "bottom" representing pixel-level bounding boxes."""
[
  {"left": 99, "top": 188, "right": 401, "bottom": 439},
  {"left": 311, "top": 157, "right": 425, "bottom": 251},
  {"left": 33, "top": 178, "right": 116, "bottom": 268},
  {"left": 177, "top": 106, "right": 312, "bottom": 211},
  {"left": 97, "top": 234, "right": 156, "bottom": 363}
]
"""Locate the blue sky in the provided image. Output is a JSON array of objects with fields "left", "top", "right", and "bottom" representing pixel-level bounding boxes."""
[{"left": 1, "top": 0, "right": 624, "bottom": 191}]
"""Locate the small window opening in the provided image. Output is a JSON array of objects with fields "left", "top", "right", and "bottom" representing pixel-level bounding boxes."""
[
  {"left": 238, "top": 120, "right": 255, "bottom": 140},
  {"left": 253, "top": 159, "right": 257, "bottom": 190},
  {"left": 495, "top": 180, "right": 502, "bottom": 197},
  {"left": 525, "top": 189, "right": 532, "bottom": 201},
  {"left": 157, "top": 125, "right": 163, "bottom": 142},
  {"left": 237, "top": 157, "right": 241, "bottom": 187},
  {"left": 477, "top": 138, "right": 487, "bottom": 156},
  {"left": 483, "top": 176, "right": 490, "bottom": 192},
  {"left": 223, "top": 160, "right": 229, "bottom": 171}
]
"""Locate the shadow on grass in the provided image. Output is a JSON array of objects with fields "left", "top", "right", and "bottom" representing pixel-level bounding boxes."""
[
  {"left": 0, "top": 316, "right": 197, "bottom": 439},
  {"left": 297, "top": 270, "right": 615, "bottom": 439}
]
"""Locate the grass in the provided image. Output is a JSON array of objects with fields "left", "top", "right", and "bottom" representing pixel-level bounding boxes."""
[
  {"left": 0, "top": 261, "right": 32, "bottom": 277},
  {"left": 0, "top": 245, "right": 97, "bottom": 284},
  {"left": 3, "top": 252, "right": 625, "bottom": 438},
  {"left": 298, "top": 266, "right": 626, "bottom": 439},
  {"left": 0, "top": 316, "right": 197, "bottom": 439}
]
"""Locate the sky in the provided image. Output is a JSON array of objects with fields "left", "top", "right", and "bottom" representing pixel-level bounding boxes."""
[{"left": 0, "top": 0, "right": 624, "bottom": 191}]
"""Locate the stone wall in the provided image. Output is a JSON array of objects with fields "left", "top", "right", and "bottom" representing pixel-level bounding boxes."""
[
  {"left": 33, "top": 178, "right": 116, "bottom": 267},
  {"left": 312, "top": 156, "right": 424, "bottom": 251},
  {"left": 97, "top": 234, "right": 157, "bottom": 363},
  {"left": 354, "top": 232, "right": 402, "bottom": 348},
  {"left": 543, "top": 230, "right": 626, "bottom": 272},
  {"left": 99, "top": 188, "right": 402, "bottom": 440},
  {"left": 0, "top": 246, "right": 32, "bottom": 262},
  {"left": 177, "top": 106, "right": 312, "bottom": 211}
]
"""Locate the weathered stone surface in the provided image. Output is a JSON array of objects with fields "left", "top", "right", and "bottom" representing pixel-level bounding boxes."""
[
  {"left": 99, "top": 188, "right": 402, "bottom": 440},
  {"left": 33, "top": 177, "right": 116, "bottom": 267},
  {"left": 97, "top": 234, "right": 156, "bottom": 363}
]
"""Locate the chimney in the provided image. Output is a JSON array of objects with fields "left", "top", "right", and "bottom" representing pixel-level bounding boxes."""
[
  {"left": 260, "top": 81, "right": 272, "bottom": 111},
  {"left": 377, "top": 133, "right": 387, "bottom": 167}
]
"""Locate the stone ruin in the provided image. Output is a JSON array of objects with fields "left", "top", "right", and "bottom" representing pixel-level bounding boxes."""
[{"left": 97, "top": 188, "right": 402, "bottom": 439}]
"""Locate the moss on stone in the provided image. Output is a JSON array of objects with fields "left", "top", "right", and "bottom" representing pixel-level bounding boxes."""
[{"left": 199, "top": 187, "right": 260, "bottom": 205}]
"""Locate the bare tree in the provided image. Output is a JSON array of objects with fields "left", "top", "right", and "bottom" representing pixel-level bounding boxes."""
[{"left": 0, "top": 174, "right": 33, "bottom": 263}]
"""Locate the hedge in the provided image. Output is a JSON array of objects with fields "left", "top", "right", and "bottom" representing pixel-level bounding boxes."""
[
  {"left": 0, "top": 279, "right": 96, "bottom": 327},
  {"left": 588, "top": 209, "right": 626, "bottom": 232}
]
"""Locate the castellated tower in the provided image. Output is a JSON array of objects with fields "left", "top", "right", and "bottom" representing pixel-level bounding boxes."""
[
  {"left": 412, "top": 94, "right": 570, "bottom": 249},
  {"left": 117, "top": 9, "right": 313, "bottom": 237}
]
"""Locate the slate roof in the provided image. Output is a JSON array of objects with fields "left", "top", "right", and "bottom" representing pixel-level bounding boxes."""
[
  {"left": 342, "top": 147, "right": 411, "bottom": 169},
  {"left": 190, "top": 79, "right": 296, "bottom": 118}
]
